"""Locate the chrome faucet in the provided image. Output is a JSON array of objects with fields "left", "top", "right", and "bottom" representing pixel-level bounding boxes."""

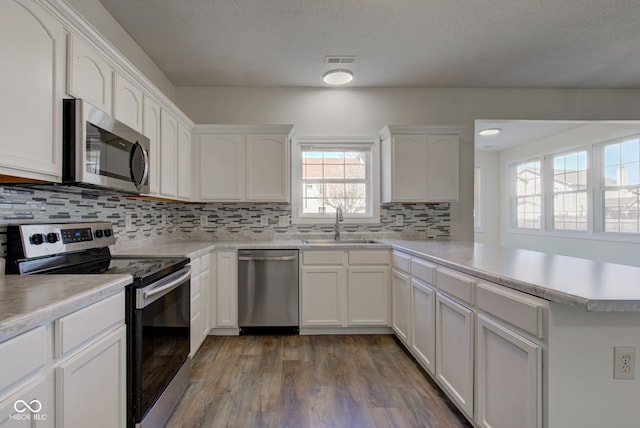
[{"left": 334, "top": 207, "right": 343, "bottom": 240}]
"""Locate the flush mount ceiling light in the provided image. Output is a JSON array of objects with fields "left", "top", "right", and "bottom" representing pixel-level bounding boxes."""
[
  {"left": 478, "top": 128, "right": 501, "bottom": 136},
  {"left": 323, "top": 69, "right": 353, "bottom": 86}
]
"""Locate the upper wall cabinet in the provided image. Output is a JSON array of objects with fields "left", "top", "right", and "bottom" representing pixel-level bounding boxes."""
[
  {"left": 142, "top": 95, "right": 161, "bottom": 195},
  {"left": 113, "top": 73, "right": 143, "bottom": 132},
  {"left": 195, "top": 125, "right": 293, "bottom": 202},
  {"left": 68, "top": 34, "right": 112, "bottom": 113},
  {"left": 0, "top": 0, "right": 66, "bottom": 181},
  {"left": 380, "top": 126, "right": 462, "bottom": 203}
]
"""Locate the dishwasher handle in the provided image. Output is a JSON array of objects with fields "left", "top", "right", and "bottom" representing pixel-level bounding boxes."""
[{"left": 238, "top": 255, "right": 298, "bottom": 262}]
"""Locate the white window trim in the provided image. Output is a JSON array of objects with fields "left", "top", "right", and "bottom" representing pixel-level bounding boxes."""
[
  {"left": 474, "top": 164, "right": 485, "bottom": 233},
  {"left": 509, "top": 157, "right": 543, "bottom": 231},
  {"left": 291, "top": 135, "right": 380, "bottom": 224}
]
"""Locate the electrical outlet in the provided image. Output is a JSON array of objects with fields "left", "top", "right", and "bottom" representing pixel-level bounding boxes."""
[
  {"left": 200, "top": 215, "right": 208, "bottom": 227},
  {"left": 260, "top": 215, "right": 268, "bottom": 227},
  {"left": 614, "top": 346, "right": 635, "bottom": 380},
  {"left": 395, "top": 214, "right": 404, "bottom": 226},
  {"left": 160, "top": 213, "right": 166, "bottom": 227},
  {"left": 278, "top": 215, "right": 290, "bottom": 227},
  {"left": 125, "top": 214, "right": 134, "bottom": 231}
]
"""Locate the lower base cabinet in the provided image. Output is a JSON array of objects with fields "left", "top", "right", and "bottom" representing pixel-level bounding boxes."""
[
  {"left": 435, "top": 292, "right": 474, "bottom": 418},
  {"left": 391, "top": 268, "right": 411, "bottom": 343},
  {"left": 300, "top": 266, "right": 344, "bottom": 326},
  {"left": 476, "top": 315, "right": 541, "bottom": 428},
  {"left": 410, "top": 278, "right": 436, "bottom": 374},
  {"left": 56, "top": 326, "right": 126, "bottom": 428}
]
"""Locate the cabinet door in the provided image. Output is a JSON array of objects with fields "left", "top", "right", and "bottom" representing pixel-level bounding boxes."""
[
  {"left": 113, "top": 72, "right": 143, "bottom": 132},
  {"left": 391, "top": 268, "right": 411, "bottom": 344},
  {"left": 199, "top": 134, "right": 244, "bottom": 200},
  {"left": 0, "top": 376, "right": 48, "bottom": 427},
  {"left": 426, "top": 135, "right": 459, "bottom": 201},
  {"left": 390, "top": 135, "right": 428, "bottom": 202},
  {"left": 190, "top": 268, "right": 202, "bottom": 356},
  {"left": 245, "top": 134, "right": 289, "bottom": 202},
  {"left": 300, "top": 266, "right": 345, "bottom": 327},
  {"left": 476, "top": 315, "right": 541, "bottom": 428},
  {"left": 347, "top": 266, "right": 389, "bottom": 326},
  {"left": 216, "top": 251, "right": 238, "bottom": 328},
  {"left": 411, "top": 278, "right": 436, "bottom": 374},
  {"left": 56, "top": 326, "right": 126, "bottom": 428},
  {"left": 159, "top": 110, "right": 178, "bottom": 198},
  {"left": 199, "top": 268, "right": 211, "bottom": 341},
  {"left": 177, "top": 122, "right": 192, "bottom": 200},
  {"left": 436, "top": 293, "right": 474, "bottom": 417},
  {"left": 143, "top": 95, "right": 161, "bottom": 195},
  {"left": 0, "top": 0, "right": 65, "bottom": 180},
  {"left": 67, "top": 34, "right": 112, "bottom": 113}
]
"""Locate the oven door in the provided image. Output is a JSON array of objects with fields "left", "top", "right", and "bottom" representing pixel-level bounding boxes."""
[{"left": 129, "top": 267, "right": 191, "bottom": 427}]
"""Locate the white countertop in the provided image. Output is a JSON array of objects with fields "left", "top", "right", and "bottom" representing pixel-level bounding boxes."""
[
  {"left": 0, "top": 274, "right": 132, "bottom": 342},
  {"left": 117, "top": 238, "right": 640, "bottom": 312}
]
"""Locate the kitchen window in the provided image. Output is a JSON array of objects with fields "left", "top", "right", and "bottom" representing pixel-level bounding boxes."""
[
  {"left": 291, "top": 137, "right": 380, "bottom": 224},
  {"left": 549, "top": 150, "right": 589, "bottom": 231},
  {"left": 511, "top": 159, "right": 542, "bottom": 229},
  {"left": 598, "top": 136, "right": 640, "bottom": 234}
]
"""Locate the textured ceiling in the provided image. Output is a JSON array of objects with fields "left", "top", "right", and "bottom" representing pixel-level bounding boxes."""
[{"left": 98, "top": 0, "right": 640, "bottom": 88}]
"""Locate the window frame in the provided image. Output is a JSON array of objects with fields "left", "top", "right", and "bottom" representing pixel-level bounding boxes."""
[
  {"left": 291, "top": 136, "right": 380, "bottom": 224},
  {"left": 509, "top": 158, "right": 543, "bottom": 230}
]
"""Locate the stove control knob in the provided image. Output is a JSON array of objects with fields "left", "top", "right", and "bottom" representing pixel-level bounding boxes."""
[
  {"left": 103, "top": 229, "right": 113, "bottom": 237},
  {"left": 30, "top": 234, "right": 45, "bottom": 245},
  {"left": 46, "top": 232, "right": 59, "bottom": 244},
  {"left": 95, "top": 230, "right": 104, "bottom": 238}
]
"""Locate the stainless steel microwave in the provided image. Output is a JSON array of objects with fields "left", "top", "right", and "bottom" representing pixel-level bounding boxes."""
[{"left": 62, "top": 99, "right": 150, "bottom": 194}]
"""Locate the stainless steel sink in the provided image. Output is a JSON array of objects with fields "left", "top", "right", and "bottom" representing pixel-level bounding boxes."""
[{"left": 303, "top": 239, "right": 380, "bottom": 245}]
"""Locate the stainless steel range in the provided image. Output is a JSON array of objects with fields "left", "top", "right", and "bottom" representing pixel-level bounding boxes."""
[{"left": 6, "top": 222, "right": 191, "bottom": 428}]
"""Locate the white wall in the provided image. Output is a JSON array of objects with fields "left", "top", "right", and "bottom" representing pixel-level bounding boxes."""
[
  {"left": 474, "top": 151, "right": 501, "bottom": 245},
  {"left": 495, "top": 122, "right": 640, "bottom": 266},
  {"left": 65, "top": 0, "right": 176, "bottom": 100},
  {"left": 176, "top": 86, "right": 640, "bottom": 242}
]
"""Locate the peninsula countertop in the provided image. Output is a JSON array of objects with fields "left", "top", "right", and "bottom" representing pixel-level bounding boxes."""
[
  {"left": 0, "top": 273, "right": 132, "bottom": 342},
  {"left": 114, "top": 238, "right": 640, "bottom": 312}
]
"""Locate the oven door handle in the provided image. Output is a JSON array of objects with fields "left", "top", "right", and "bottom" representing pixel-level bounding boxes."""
[
  {"left": 141, "top": 267, "right": 191, "bottom": 304},
  {"left": 238, "top": 256, "right": 297, "bottom": 261}
]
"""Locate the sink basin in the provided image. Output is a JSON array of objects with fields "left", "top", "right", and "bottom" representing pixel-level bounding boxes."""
[{"left": 303, "top": 239, "right": 380, "bottom": 245}]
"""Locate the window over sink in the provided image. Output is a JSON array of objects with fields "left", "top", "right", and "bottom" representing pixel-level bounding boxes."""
[{"left": 292, "top": 136, "right": 380, "bottom": 224}]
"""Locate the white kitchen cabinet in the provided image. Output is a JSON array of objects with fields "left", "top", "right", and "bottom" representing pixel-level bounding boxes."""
[
  {"left": 245, "top": 134, "right": 290, "bottom": 201},
  {"left": 0, "top": 376, "right": 48, "bottom": 427},
  {"left": 215, "top": 251, "right": 238, "bottom": 328},
  {"left": 159, "top": 109, "right": 178, "bottom": 198},
  {"left": 301, "top": 266, "right": 345, "bottom": 327},
  {"left": 391, "top": 268, "right": 411, "bottom": 344},
  {"left": 190, "top": 253, "right": 212, "bottom": 356},
  {"left": 476, "top": 315, "right": 541, "bottom": 428},
  {"left": 113, "top": 72, "right": 143, "bottom": 132},
  {"left": 347, "top": 266, "right": 389, "bottom": 326},
  {"left": 380, "top": 126, "right": 461, "bottom": 203},
  {"left": 199, "top": 268, "right": 211, "bottom": 342},
  {"left": 177, "top": 121, "right": 193, "bottom": 200},
  {"left": 67, "top": 34, "right": 112, "bottom": 114},
  {"left": 300, "top": 250, "right": 389, "bottom": 329},
  {"left": 142, "top": 95, "right": 161, "bottom": 195},
  {"left": 411, "top": 277, "right": 436, "bottom": 374},
  {"left": 195, "top": 125, "right": 293, "bottom": 202},
  {"left": 0, "top": 0, "right": 65, "bottom": 181},
  {"left": 436, "top": 292, "right": 474, "bottom": 418},
  {"left": 55, "top": 326, "right": 126, "bottom": 428}
]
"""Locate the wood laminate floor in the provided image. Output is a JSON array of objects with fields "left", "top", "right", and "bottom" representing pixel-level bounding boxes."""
[{"left": 166, "top": 334, "right": 472, "bottom": 428}]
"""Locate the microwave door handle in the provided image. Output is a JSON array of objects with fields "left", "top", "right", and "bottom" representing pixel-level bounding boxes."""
[
  {"left": 139, "top": 144, "right": 149, "bottom": 187},
  {"left": 130, "top": 142, "right": 149, "bottom": 188}
]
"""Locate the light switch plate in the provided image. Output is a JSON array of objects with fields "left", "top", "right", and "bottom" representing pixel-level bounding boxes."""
[
  {"left": 260, "top": 215, "right": 268, "bottom": 227},
  {"left": 125, "top": 214, "right": 134, "bottom": 231},
  {"left": 395, "top": 214, "right": 404, "bottom": 226},
  {"left": 278, "top": 216, "right": 290, "bottom": 227}
]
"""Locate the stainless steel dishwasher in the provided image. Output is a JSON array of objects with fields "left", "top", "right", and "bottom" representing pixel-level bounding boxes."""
[{"left": 238, "top": 249, "right": 299, "bottom": 334}]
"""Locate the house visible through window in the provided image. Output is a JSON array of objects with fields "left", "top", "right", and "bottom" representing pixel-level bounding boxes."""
[
  {"left": 551, "top": 150, "right": 588, "bottom": 231},
  {"left": 512, "top": 160, "right": 542, "bottom": 229},
  {"left": 292, "top": 138, "right": 380, "bottom": 224},
  {"left": 601, "top": 137, "right": 640, "bottom": 233}
]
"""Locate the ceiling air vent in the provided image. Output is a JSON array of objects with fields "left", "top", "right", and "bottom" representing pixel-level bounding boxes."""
[{"left": 324, "top": 56, "right": 357, "bottom": 64}]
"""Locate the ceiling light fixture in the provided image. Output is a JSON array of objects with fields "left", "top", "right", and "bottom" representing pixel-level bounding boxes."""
[
  {"left": 323, "top": 69, "right": 353, "bottom": 86},
  {"left": 478, "top": 128, "right": 501, "bottom": 136}
]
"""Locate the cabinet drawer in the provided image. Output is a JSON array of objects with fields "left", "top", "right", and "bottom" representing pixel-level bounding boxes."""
[
  {"left": 436, "top": 267, "right": 474, "bottom": 305},
  {"left": 392, "top": 251, "right": 411, "bottom": 273},
  {"left": 411, "top": 258, "right": 436, "bottom": 284},
  {"left": 349, "top": 250, "right": 389, "bottom": 265},
  {"left": 55, "top": 291, "right": 125, "bottom": 357},
  {"left": 302, "top": 251, "right": 345, "bottom": 265},
  {"left": 190, "top": 257, "right": 201, "bottom": 275},
  {"left": 477, "top": 281, "right": 546, "bottom": 339},
  {"left": 0, "top": 326, "right": 46, "bottom": 390}
]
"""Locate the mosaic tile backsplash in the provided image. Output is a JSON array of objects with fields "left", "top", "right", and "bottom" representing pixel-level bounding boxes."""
[{"left": 0, "top": 185, "right": 450, "bottom": 256}]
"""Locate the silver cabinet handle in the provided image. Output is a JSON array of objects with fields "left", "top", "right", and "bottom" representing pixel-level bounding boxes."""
[{"left": 238, "top": 256, "right": 298, "bottom": 261}]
